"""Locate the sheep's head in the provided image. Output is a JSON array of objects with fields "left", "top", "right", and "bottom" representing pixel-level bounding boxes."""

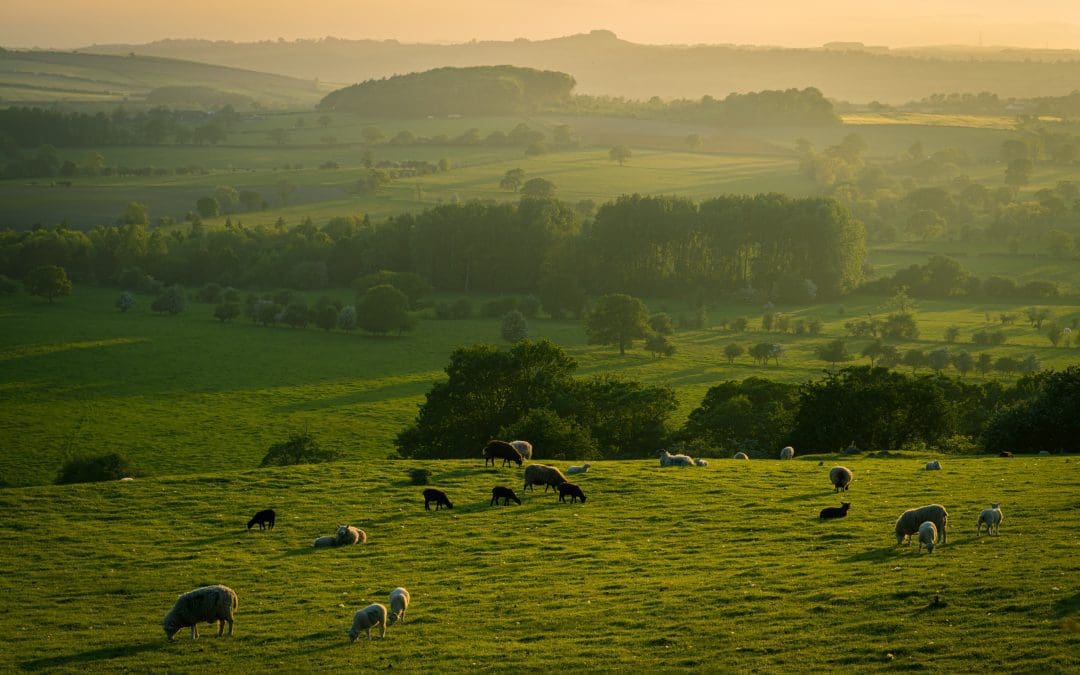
[
  {"left": 163, "top": 617, "right": 181, "bottom": 640},
  {"left": 347, "top": 628, "right": 359, "bottom": 643},
  {"left": 336, "top": 525, "right": 349, "bottom": 537},
  {"left": 990, "top": 502, "right": 1001, "bottom": 509},
  {"left": 514, "top": 455, "right": 523, "bottom": 466},
  {"left": 841, "top": 502, "right": 851, "bottom": 510}
]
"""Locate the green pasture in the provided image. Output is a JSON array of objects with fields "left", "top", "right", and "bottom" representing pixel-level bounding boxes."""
[
  {"left": 2, "top": 287, "right": 1078, "bottom": 487},
  {"left": 0, "top": 456, "right": 1076, "bottom": 672}
]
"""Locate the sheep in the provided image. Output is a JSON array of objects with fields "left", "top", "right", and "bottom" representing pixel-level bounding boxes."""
[
  {"left": 829, "top": 466, "right": 853, "bottom": 492},
  {"left": 977, "top": 503, "right": 1003, "bottom": 536},
  {"left": 566, "top": 463, "right": 591, "bottom": 475},
  {"left": 895, "top": 504, "right": 948, "bottom": 546},
  {"left": 523, "top": 464, "right": 568, "bottom": 492},
  {"left": 490, "top": 486, "right": 522, "bottom": 506},
  {"left": 347, "top": 603, "right": 387, "bottom": 642},
  {"left": 998, "top": 451, "right": 1013, "bottom": 458},
  {"left": 557, "top": 482, "right": 587, "bottom": 503},
  {"left": 388, "top": 587, "right": 410, "bottom": 625},
  {"left": 733, "top": 452, "right": 749, "bottom": 460},
  {"left": 509, "top": 440, "right": 533, "bottom": 460},
  {"left": 423, "top": 488, "right": 453, "bottom": 510},
  {"left": 658, "top": 449, "right": 694, "bottom": 467},
  {"left": 336, "top": 525, "right": 366, "bottom": 545},
  {"left": 925, "top": 460, "right": 941, "bottom": 470},
  {"left": 483, "top": 440, "right": 524, "bottom": 467},
  {"left": 694, "top": 458, "right": 709, "bottom": 467},
  {"left": 247, "top": 509, "right": 275, "bottom": 531},
  {"left": 819, "top": 502, "right": 851, "bottom": 519},
  {"left": 162, "top": 584, "right": 238, "bottom": 640},
  {"left": 779, "top": 446, "right": 795, "bottom": 460},
  {"left": 313, "top": 536, "right": 338, "bottom": 547},
  {"left": 918, "top": 521, "right": 938, "bottom": 554},
  {"left": 118, "top": 476, "right": 135, "bottom": 481},
  {"left": 1039, "top": 450, "right": 1051, "bottom": 456}
]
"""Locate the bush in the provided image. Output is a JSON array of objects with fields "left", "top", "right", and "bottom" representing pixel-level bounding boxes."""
[
  {"left": 481, "top": 296, "right": 519, "bottom": 318},
  {"left": 501, "top": 310, "right": 529, "bottom": 343},
  {"left": 0, "top": 274, "right": 20, "bottom": 294},
  {"left": 649, "top": 312, "right": 675, "bottom": 336},
  {"left": 407, "top": 468, "right": 432, "bottom": 485},
  {"left": 260, "top": 433, "right": 338, "bottom": 467},
  {"left": 973, "top": 329, "right": 1007, "bottom": 346},
  {"left": 150, "top": 285, "right": 187, "bottom": 315},
  {"left": 116, "top": 291, "right": 136, "bottom": 313},
  {"left": 645, "top": 333, "right": 676, "bottom": 357},
  {"left": 56, "top": 452, "right": 139, "bottom": 484},
  {"left": 213, "top": 302, "right": 240, "bottom": 322},
  {"left": 196, "top": 283, "right": 223, "bottom": 303}
]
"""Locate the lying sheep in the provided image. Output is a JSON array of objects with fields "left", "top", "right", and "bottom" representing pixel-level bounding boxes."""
[
  {"left": 918, "top": 521, "right": 938, "bottom": 554},
  {"left": 566, "top": 463, "right": 591, "bottom": 475},
  {"left": 313, "top": 535, "right": 337, "bottom": 547},
  {"left": 509, "top": 440, "right": 533, "bottom": 461},
  {"left": 779, "top": 446, "right": 795, "bottom": 460},
  {"left": 388, "top": 587, "right": 411, "bottom": 625},
  {"left": 483, "top": 440, "right": 524, "bottom": 467},
  {"left": 658, "top": 449, "right": 694, "bottom": 467},
  {"left": 336, "top": 525, "right": 367, "bottom": 545},
  {"left": 423, "top": 488, "right": 453, "bottom": 510},
  {"left": 247, "top": 509, "right": 275, "bottom": 531},
  {"left": 163, "top": 584, "right": 238, "bottom": 640},
  {"left": 895, "top": 504, "right": 948, "bottom": 546},
  {"left": 925, "top": 460, "right": 941, "bottom": 470},
  {"left": 490, "top": 486, "right": 522, "bottom": 506},
  {"left": 819, "top": 502, "right": 851, "bottom": 519},
  {"left": 523, "top": 464, "right": 568, "bottom": 492},
  {"left": 733, "top": 452, "right": 749, "bottom": 460},
  {"left": 977, "top": 503, "right": 1003, "bottom": 536},
  {"left": 347, "top": 603, "right": 387, "bottom": 642},
  {"left": 829, "top": 466, "right": 853, "bottom": 492},
  {"left": 694, "top": 458, "right": 709, "bottom": 467},
  {"left": 998, "top": 451, "right": 1013, "bottom": 458},
  {"left": 557, "top": 482, "right": 587, "bottom": 504}
]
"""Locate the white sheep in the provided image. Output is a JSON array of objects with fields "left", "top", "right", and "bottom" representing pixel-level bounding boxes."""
[
  {"left": 829, "top": 466, "right": 853, "bottom": 492},
  {"left": 313, "top": 536, "right": 338, "bottom": 547},
  {"left": 779, "top": 446, "right": 795, "bottom": 460},
  {"left": 509, "top": 440, "right": 533, "bottom": 460},
  {"left": 162, "top": 585, "right": 238, "bottom": 640},
  {"left": 918, "top": 521, "right": 938, "bottom": 554},
  {"left": 694, "top": 458, "right": 709, "bottom": 467},
  {"left": 388, "top": 587, "right": 411, "bottom": 625},
  {"left": 658, "top": 449, "right": 694, "bottom": 467},
  {"left": 977, "top": 503, "right": 1004, "bottom": 536},
  {"left": 733, "top": 452, "right": 749, "bottom": 460},
  {"left": 336, "top": 525, "right": 367, "bottom": 545},
  {"left": 895, "top": 504, "right": 948, "bottom": 546},
  {"left": 347, "top": 603, "right": 388, "bottom": 642},
  {"left": 925, "top": 460, "right": 941, "bottom": 470},
  {"left": 566, "top": 463, "right": 591, "bottom": 475}
]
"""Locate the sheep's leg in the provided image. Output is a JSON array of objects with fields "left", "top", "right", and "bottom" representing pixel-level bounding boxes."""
[
  {"left": 217, "top": 620, "right": 224, "bottom": 637},
  {"left": 191, "top": 625, "right": 199, "bottom": 639},
  {"left": 227, "top": 619, "right": 233, "bottom": 636},
  {"left": 380, "top": 621, "right": 386, "bottom": 639}
]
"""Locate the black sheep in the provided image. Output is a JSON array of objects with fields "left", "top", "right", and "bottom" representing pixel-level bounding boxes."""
[
  {"left": 247, "top": 509, "right": 276, "bottom": 530},
  {"left": 423, "top": 488, "right": 453, "bottom": 511},
  {"left": 490, "top": 486, "right": 522, "bottom": 506},
  {"left": 483, "top": 440, "right": 524, "bottom": 467},
  {"left": 557, "top": 482, "right": 586, "bottom": 504},
  {"left": 819, "top": 502, "right": 851, "bottom": 519}
]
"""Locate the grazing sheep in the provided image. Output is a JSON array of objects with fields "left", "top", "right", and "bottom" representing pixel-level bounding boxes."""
[
  {"left": 925, "top": 460, "right": 941, "bottom": 470},
  {"left": 780, "top": 446, "right": 795, "bottom": 460},
  {"left": 247, "top": 509, "right": 275, "bottom": 531},
  {"left": 918, "top": 521, "right": 938, "bottom": 554},
  {"left": 523, "top": 464, "right": 568, "bottom": 492},
  {"left": 483, "top": 440, "right": 524, "bottom": 467},
  {"left": 347, "top": 603, "right": 387, "bottom": 642},
  {"left": 566, "top": 463, "right": 591, "bottom": 475},
  {"left": 313, "top": 535, "right": 337, "bottom": 547},
  {"left": 694, "top": 458, "right": 709, "bottom": 467},
  {"left": 998, "top": 451, "right": 1013, "bottom": 458},
  {"left": 509, "top": 440, "right": 533, "bottom": 460},
  {"left": 163, "top": 585, "right": 238, "bottom": 640},
  {"left": 490, "top": 486, "right": 522, "bottom": 506},
  {"left": 1039, "top": 450, "right": 1051, "bottom": 456},
  {"left": 977, "top": 503, "right": 1004, "bottom": 536},
  {"left": 733, "top": 452, "right": 749, "bottom": 460},
  {"left": 388, "top": 587, "right": 411, "bottom": 625},
  {"left": 895, "top": 504, "right": 948, "bottom": 546},
  {"left": 658, "top": 449, "right": 694, "bottom": 467},
  {"left": 336, "top": 525, "right": 367, "bottom": 545},
  {"left": 423, "top": 488, "right": 453, "bottom": 510},
  {"left": 830, "top": 466, "right": 853, "bottom": 492},
  {"left": 557, "top": 482, "right": 587, "bottom": 504},
  {"left": 819, "top": 502, "right": 851, "bottom": 519}
]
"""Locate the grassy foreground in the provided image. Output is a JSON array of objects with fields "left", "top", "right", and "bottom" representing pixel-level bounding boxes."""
[{"left": 0, "top": 456, "right": 1077, "bottom": 672}]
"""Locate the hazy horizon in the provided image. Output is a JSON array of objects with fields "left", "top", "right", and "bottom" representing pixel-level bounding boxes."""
[{"left": 2, "top": 0, "right": 1080, "bottom": 51}]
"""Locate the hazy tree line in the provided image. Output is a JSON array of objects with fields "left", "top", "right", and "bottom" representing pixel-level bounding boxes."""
[
  {"left": 874, "top": 89, "right": 1080, "bottom": 117},
  {"left": 0, "top": 106, "right": 238, "bottom": 150}
]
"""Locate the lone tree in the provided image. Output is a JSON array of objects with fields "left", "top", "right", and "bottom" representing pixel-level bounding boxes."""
[
  {"left": 723, "top": 342, "right": 744, "bottom": 364},
  {"left": 25, "top": 265, "right": 72, "bottom": 303},
  {"left": 151, "top": 285, "right": 187, "bottom": 315},
  {"left": 584, "top": 293, "right": 650, "bottom": 355},
  {"left": 521, "top": 177, "right": 556, "bottom": 199},
  {"left": 357, "top": 284, "right": 414, "bottom": 335},
  {"left": 501, "top": 310, "right": 529, "bottom": 343},
  {"left": 609, "top": 145, "right": 632, "bottom": 166},
  {"left": 499, "top": 168, "right": 526, "bottom": 191},
  {"left": 816, "top": 339, "right": 852, "bottom": 367}
]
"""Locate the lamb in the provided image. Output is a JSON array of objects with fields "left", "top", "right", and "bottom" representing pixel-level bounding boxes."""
[
  {"left": 313, "top": 536, "right": 337, "bottom": 547},
  {"left": 733, "top": 452, "right": 749, "bottom": 460},
  {"left": 347, "top": 603, "right": 387, "bottom": 642},
  {"left": 162, "top": 584, "right": 238, "bottom": 640},
  {"left": 977, "top": 503, "right": 1003, "bottom": 536},
  {"left": 483, "top": 440, "right": 524, "bottom": 467},
  {"left": 779, "top": 446, "right": 795, "bottom": 460},
  {"left": 925, "top": 460, "right": 941, "bottom": 470},
  {"left": 918, "top": 521, "right": 938, "bottom": 554},
  {"left": 523, "top": 464, "right": 568, "bottom": 492},
  {"left": 388, "top": 587, "right": 411, "bottom": 625},
  {"left": 566, "top": 463, "right": 591, "bottom": 475},
  {"left": 895, "top": 504, "right": 948, "bottom": 546},
  {"left": 247, "top": 509, "right": 275, "bottom": 530},
  {"left": 819, "top": 502, "right": 851, "bottom": 519},
  {"left": 829, "top": 466, "right": 853, "bottom": 492},
  {"left": 490, "top": 486, "right": 522, "bottom": 506},
  {"left": 557, "top": 482, "right": 587, "bottom": 503},
  {"left": 423, "top": 488, "right": 453, "bottom": 510},
  {"left": 694, "top": 458, "right": 709, "bottom": 467},
  {"left": 336, "top": 525, "right": 367, "bottom": 545},
  {"left": 509, "top": 440, "right": 533, "bottom": 460},
  {"left": 658, "top": 449, "right": 694, "bottom": 467}
]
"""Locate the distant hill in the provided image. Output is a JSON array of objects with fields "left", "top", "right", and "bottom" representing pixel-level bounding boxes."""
[
  {"left": 77, "top": 30, "right": 1080, "bottom": 103},
  {"left": 318, "top": 65, "right": 575, "bottom": 116},
  {"left": 0, "top": 49, "right": 324, "bottom": 109}
]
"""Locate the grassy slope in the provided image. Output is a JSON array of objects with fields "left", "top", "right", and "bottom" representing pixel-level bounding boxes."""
[
  {"left": 0, "top": 456, "right": 1077, "bottom": 672},
  {"left": 2, "top": 288, "right": 1078, "bottom": 487}
]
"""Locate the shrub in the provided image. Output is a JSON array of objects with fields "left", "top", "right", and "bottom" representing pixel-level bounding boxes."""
[
  {"left": 649, "top": 312, "right": 675, "bottom": 336},
  {"left": 337, "top": 305, "right": 357, "bottom": 332},
  {"left": 196, "top": 283, "right": 223, "bottom": 303},
  {"left": 973, "top": 329, "right": 1007, "bottom": 346},
  {"left": 0, "top": 274, "right": 20, "bottom": 294},
  {"left": 56, "top": 452, "right": 139, "bottom": 484},
  {"left": 116, "top": 291, "right": 136, "bottom": 313},
  {"left": 407, "top": 468, "right": 432, "bottom": 485},
  {"left": 645, "top": 333, "right": 676, "bottom": 357},
  {"left": 501, "top": 310, "right": 529, "bottom": 343},
  {"left": 150, "top": 285, "right": 187, "bottom": 315},
  {"left": 213, "top": 302, "right": 240, "bottom": 322},
  {"left": 259, "top": 433, "right": 338, "bottom": 467}
]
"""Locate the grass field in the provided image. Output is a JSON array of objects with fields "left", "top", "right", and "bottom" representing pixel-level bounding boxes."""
[{"left": 0, "top": 456, "right": 1076, "bottom": 672}]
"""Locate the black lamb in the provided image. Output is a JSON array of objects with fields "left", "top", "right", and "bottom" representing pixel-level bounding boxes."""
[
  {"left": 490, "top": 486, "right": 522, "bottom": 506},
  {"left": 423, "top": 488, "right": 453, "bottom": 511},
  {"left": 557, "top": 482, "right": 586, "bottom": 504},
  {"left": 247, "top": 509, "right": 276, "bottom": 530},
  {"left": 819, "top": 502, "right": 851, "bottom": 519}
]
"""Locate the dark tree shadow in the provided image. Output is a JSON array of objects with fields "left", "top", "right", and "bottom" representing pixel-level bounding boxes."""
[
  {"left": 21, "top": 642, "right": 160, "bottom": 671},
  {"left": 838, "top": 546, "right": 902, "bottom": 563}
]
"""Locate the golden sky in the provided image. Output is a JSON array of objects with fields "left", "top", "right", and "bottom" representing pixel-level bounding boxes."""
[{"left": 2, "top": 0, "right": 1079, "bottom": 49}]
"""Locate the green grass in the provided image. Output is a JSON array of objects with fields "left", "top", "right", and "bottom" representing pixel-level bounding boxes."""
[{"left": 0, "top": 456, "right": 1076, "bottom": 671}]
